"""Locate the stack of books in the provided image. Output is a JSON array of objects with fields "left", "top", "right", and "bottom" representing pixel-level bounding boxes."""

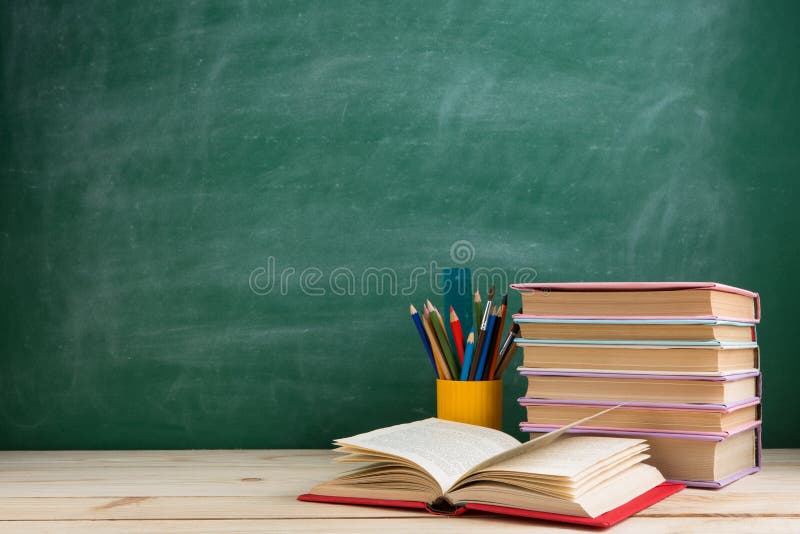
[{"left": 511, "top": 282, "right": 762, "bottom": 488}]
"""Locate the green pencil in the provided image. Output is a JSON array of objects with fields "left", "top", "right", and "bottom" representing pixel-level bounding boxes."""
[{"left": 430, "top": 306, "right": 459, "bottom": 379}]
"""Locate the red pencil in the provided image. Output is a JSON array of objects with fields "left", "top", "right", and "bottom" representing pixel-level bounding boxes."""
[{"left": 449, "top": 306, "right": 465, "bottom": 365}]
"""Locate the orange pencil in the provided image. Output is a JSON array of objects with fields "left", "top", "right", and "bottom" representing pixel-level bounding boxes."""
[{"left": 449, "top": 306, "right": 465, "bottom": 365}]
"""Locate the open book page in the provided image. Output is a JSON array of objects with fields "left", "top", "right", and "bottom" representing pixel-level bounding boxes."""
[
  {"left": 485, "top": 437, "right": 646, "bottom": 478},
  {"left": 447, "top": 462, "right": 664, "bottom": 518},
  {"left": 450, "top": 405, "right": 620, "bottom": 490},
  {"left": 335, "top": 418, "right": 520, "bottom": 492}
]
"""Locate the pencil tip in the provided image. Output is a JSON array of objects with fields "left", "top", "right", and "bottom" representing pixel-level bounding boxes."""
[{"left": 409, "top": 304, "right": 417, "bottom": 314}]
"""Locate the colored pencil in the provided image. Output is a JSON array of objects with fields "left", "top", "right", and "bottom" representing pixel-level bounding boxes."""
[
  {"left": 487, "top": 292, "right": 508, "bottom": 376},
  {"left": 482, "top": 306, "right": 503, "bottom": 380},
  {"left": 428, "top": 301, "right": 454, "bottom": 360},
  {"left": 474, "top": 308, "right": 498, "bottom": 380},
  {"left": 429, "top": 309, "right": 452, "bottom": 380},
  {"left": 422, "top": 307, "right": 450, "bottom": 380},
  {"left": 468, "top": 285, "right": 495, "bottom": 380},
  {"left": 449, "top": 306, "right": 465, "bottom": 365},
  {"left": 427, "top": 299, "right": 447, "bottom": 334},
  {"left": 473, "top": 290, "right": 482, "bottom": 333},
  {"left": 483, "top": 305, "right": 501, "bottom": 378},
  {"left": 459, "top": 330, "right": 476, "bottom": 381},
  {"left": 410, "top": 304, "right": 438, "bottom": 378},
  {"left": 427, "top": 301, "right": 452, "bottom": 360},
  {"left": 430, "top": 306, "right": 459, "bottom": 379}
]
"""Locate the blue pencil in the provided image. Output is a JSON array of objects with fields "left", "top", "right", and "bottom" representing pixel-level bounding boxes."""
[
  {"left": 410, "top": 304, "right": 438, "bottom": 378},
  {"left": 475, "top": 310, "right": 498, "bottom": 380},
  {"left": 459, "top": 330, "right": 476, "bottom": 381}
]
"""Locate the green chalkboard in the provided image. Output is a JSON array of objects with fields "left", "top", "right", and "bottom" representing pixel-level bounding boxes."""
[{"left": 2, "top": 1, "right": 799, "bottom": 449}]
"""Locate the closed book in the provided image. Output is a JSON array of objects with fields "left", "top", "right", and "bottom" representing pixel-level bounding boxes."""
[
  {"left": 522, "top": 423, "right": 761, "bottom": 488},
  {"left": 520, "top": 398, "right": 760, "bottom": 433},
  {"left": 514, "top": 317, "right": 756, "bottom": 344},
  {"left": 510, "top": 282, "right": 760, "bottom": 322},
  {"left": 520, "top": 369, "right": 760, "bottom": 405},
  {"left": 517, "top": 342, "right": 759, "bottom": 374}
]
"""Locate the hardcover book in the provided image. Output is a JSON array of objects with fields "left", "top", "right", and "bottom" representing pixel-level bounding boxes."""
[
  {"left": 510, "top": 282, "right": 760, "bottom": 322},
  {"left": 520, "top": 397, "right": 761, "bottom": 433},
  {"left": 299, "top": 417, "right": 683, "bottom": 527},
  {"left": 514, "top": 317, "right": 757, "bottom": 344},
  {"left": 520, "top": 369, "right": 760, "bottom": 404},
  {"left": 517, "top": 342, "right": 759, "bottom": 374},
  {"left": 522, "top": 424, "right": 761, "bottom": 488}
]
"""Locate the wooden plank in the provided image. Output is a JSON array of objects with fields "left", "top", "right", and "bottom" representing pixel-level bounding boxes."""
[
  {"left": 1, "top": 518, "right": 799, "bottom": 534},
  {"left": 0, "top": 449, "right": 796, "bottom": 528},
  {"left": 0, "top": 450, "right": 343, "bottom": 498},
  {"left": 640, "top": 450, "right": 800, "bottom": 516},
  {"left": 0, "top": 496, "right": 428, "bottom": 520},
  {"left": 0, "top": 450, "right": 320, "bottom": 466}
]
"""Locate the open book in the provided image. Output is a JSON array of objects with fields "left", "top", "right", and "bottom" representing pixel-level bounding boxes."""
[{"left": 300, "top": 417, "right": 683, "bottom": 526}]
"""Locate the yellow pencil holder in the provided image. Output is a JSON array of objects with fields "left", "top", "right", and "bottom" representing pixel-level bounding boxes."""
[{"left": 436, "top": 379, "right": 503, "bottom": 430}]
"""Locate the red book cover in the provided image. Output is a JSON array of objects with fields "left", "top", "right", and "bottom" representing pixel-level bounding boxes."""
[{"left": 298, "top": 481, "right": 684, "bottom": 528}]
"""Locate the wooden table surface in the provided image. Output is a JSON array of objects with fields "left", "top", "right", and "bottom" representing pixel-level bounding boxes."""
[{"left": 0, "top": 449, "right": 797, "bottom": 533}]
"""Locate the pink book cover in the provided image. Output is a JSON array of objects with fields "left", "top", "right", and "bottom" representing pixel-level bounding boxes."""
[{"left": 509, "top": 282, "right": 760, "bottom": 322}]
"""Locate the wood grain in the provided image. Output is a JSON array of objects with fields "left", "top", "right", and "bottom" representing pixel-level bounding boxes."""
[
  {"left": 0, "top": 449, "right": 797, "bottom": 532},
  {"left": 1, "top": 518, "right": 799, "bottom": 534}
]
